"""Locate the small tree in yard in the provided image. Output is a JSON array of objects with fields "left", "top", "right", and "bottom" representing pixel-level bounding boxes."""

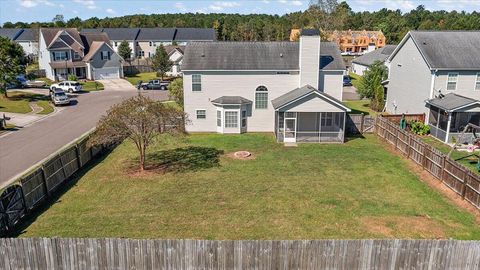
[
  {"left": 151, "top": 44, "right": 173, "bottom": 81},
  {"left": 0, "top": 37, "right": 25, "bottom": 98},
  {"left": 89, "top": 95, "right": 186, "bottom": 172},
  {"left": 118, "top": 40, "right": 132, "bottom": 61},
  {"left": 356, "top": 61, "right": 388, "bottom": 111},
  {"left": 168, "top": 78, "right": 184, "bottom": 108}
]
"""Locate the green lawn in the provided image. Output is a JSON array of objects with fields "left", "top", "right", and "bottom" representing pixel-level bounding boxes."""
[
  {"left": 422, "top": 136, "right": 480, "bottom": 174},
  {"left": 125, "top": 72, "right": 158, "bottom": 86},
  {"left": 0, "top": 91, "right": 53, "bottom": 114},
  {"left": 344, "top": 100, "right": 378, "bottom": 116},
  {"left": 81, "top": 81, "right": 104, "bottom": 91},
  {"left": 18, "top": 134, "right": 480, "bottom": 239},
  {"left": 349, "top": 72, "right": 362, "bottom": 89}
]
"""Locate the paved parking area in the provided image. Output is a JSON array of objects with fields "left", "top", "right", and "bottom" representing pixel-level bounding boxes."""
[
  {"left": 0, "top": 79, "right": 168, "bottom": 186},
  {"left": 343, "top": 86, "right": 360, "bottom": 101}
]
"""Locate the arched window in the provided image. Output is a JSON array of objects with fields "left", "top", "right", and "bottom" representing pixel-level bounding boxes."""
[{"left": 255, "top": 86, "right": 268, "bottom": 109}]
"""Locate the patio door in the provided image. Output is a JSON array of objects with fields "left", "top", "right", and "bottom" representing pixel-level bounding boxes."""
[{"left": 284, "top": 118, "right": 296, "bottom": 143}]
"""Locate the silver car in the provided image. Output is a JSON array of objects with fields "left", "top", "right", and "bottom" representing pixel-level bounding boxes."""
[{"left": 51, "top": 90, "right": 71, "bottom": 106}]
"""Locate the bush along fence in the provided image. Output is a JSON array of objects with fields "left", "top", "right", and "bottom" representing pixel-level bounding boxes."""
[
  {"left": 375, "top": 116, "right": 480, "bottom": 210},
  {"left": 1, "top": 238, "right": 479, "bottom": 269},
  {"left": 0, "top": 131, "right": 106, "bottom": 235}
]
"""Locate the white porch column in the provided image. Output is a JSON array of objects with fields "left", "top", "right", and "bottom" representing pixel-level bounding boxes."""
[{"left": 445, "top": 112, "right": 452, "bottom": 143}]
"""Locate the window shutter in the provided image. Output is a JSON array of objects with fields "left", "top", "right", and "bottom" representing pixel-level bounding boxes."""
[{"left": 108, "top": 51, "right": 111, "bottom": 60}]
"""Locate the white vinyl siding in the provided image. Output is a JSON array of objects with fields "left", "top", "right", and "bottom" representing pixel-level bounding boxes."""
[
  {"left": 192, "top": 74, "right": 202, "bottom": 91},
  {"left": 196, "top": 110, "right": 206, "bottom": 119},
  {"left": 447, "top": 73, "right": 458, "bottom": 91},
  {"left": 255, "top": 86, "right": 268, "bottom": 109},
  {"left": 224, "top": 111, "right": 238, "bottom": 128},
  {"left": 475, "top": 73, "right": 480, "bottom": 91}
]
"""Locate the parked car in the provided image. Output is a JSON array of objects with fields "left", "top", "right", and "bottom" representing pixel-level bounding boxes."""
[
  {"left": 50, "top": 89, "right": 71, "bottom": 106},
  {"left": 343, "top": 75, "right": 353, "bottom": 86},
  {"left": 50, "top": 81, "right": 82, "bottom": 94},
  {"left": 139, "top": 80, "right": 169, "bottom": 90}
]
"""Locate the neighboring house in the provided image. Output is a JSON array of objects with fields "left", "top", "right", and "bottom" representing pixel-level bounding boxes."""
[
  {"left": 326, "top": 30, "right": 386, "bottom": 54},
  {"left": 351, "top": 44, "right": 396, "bottom": 76},
  {"left": 0, "top": 28, "right": 39, "bottom": 58},
  {"left": 385, "top": 31, "right": 480, "bottom": 143},
  {"left": 39, "top": 28, "right": 123, "bottom": 81},
  {"left": 173, "top": 28, "right": 216, "bottom": 45},
  {"left": 81, "top": 28, "right": 140, "bottom": 59},
  {"left": 136, "top": 28, "right": 176, "bottom": 58},
  {"left": 165, "top": 45, "right": 185, "bottom": 77},
  {"left": 182, "top": 29, "right": 350, "bottom": 143}
]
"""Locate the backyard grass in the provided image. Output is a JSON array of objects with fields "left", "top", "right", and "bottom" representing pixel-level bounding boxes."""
[
  {"left": 125, "top": 72, "right": 158, "bottom": 86},
  {"left": 344, "top": 100, "right": 378, "bottom": 116},
  {"left": 422, "top": 136, "right": 480, "bottom": 175},
  {"left": 18, "top": 134, "right": 480, "bottom": 239},
  {"left": 0, "top": 91, "right": 53, "bottom": 114}
]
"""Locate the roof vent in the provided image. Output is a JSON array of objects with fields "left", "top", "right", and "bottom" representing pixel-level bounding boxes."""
[
  {"left": 201, "top": 52, "right": 205, "bottom": 57},
  {"left": 280, "top": 53, "right": 283, "bottom": 58}
]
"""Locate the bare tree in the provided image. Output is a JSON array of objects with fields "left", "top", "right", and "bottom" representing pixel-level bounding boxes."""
[{"left": 89, "top": 95, "right": 186, "bottom": 172}]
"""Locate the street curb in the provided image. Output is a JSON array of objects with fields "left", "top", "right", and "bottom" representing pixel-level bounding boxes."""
[{"left": 0, "top": 105, "right": 60, "bottom": 139}]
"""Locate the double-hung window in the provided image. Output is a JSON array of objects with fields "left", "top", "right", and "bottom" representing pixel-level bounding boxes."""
[
  {"left": 196, "top": 110, "right": 206, "bottom": 119},
  {"left": 224, "top": 111, "right": 238, "bottom": 128},
  {"left": 216, "top": 111, "right": 222, "bottom": 127},
  {"left": 101, "top": 51, "right": 110, "bottom": 60},
  {"left": 192, "top": 74, "right": 202, "bottom": 91},
  {"left": 53, "top": 51, "right": 68, "bottom": 61},
  {"left": 447, "top": 73, "right": 458, "bottom": 91},
  {"left": 475, "top": 73, "right": 480, "bottom": 91},
  {"left": 255, "top": 86, "right": 268, "bottom": 109}
]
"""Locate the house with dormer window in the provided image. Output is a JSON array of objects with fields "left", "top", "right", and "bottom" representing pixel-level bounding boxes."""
[{"left": 39, "top": 28, "right": 123, "bottom": 81}]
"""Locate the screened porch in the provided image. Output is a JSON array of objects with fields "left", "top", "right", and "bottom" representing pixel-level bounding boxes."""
[{"left": 275, "top": 112, "right": 346, "bottom": 143}]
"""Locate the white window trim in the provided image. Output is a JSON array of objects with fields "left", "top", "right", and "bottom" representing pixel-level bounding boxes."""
[
  {"left": 475, "top": 72, "right": 480, "bottom": 91},
  {"left": 224, "top": 110, "right": 239, "bottom": 128},
  {"left": 192, "top": 74, "right": 202, "bottom": 92},
  {"left": 196, "top": 109, "right": 206, "bottom": 119},
  {"left": 446, "top": 72, "right": 459, "bottom": 91},
  {"left": 254, "top": 86, "right": 268, "bottom": 109}
]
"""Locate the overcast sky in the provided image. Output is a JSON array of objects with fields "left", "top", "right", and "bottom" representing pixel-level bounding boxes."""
[{"left": 1, "top": 0, "right": 479, "bottom": 25}]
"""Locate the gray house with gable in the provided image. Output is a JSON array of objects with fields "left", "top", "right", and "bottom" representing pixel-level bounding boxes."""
[
  {"left": 182, "top": 29, "right": 350, "bottom": 143},
  {"left": 386, "top": 31, "right": 480, "bottom": 143}
]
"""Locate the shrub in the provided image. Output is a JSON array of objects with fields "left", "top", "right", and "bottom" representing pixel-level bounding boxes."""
[
  {"left": 67, "top": 74, "right": 78, "bottom": 81},
  {"left": 410, "top": 121, "right": 430, "bottom": 136}
]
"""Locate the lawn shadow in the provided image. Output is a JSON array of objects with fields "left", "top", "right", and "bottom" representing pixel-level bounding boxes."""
[
  {"left": 7, "top": 148, "right": 113, "bottom": 237},
  {"left": 144, "top": 146, "right": 224, "bottom": 173},
  {"left": 345, "top": 134, "right": 366, "bottom": 141},
  {"left": 5, "top": 92, "right": 50, "bottom": 102}
]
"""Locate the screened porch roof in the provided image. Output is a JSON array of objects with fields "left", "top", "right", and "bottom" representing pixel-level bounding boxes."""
[
  {"left": 211, "top": 96, "right": 252, "bottom": 106},
  {"left": 426, "top": 93, "right": 480, "bottom": 113},
  {"left": 271, "top": 85, "right": 351, "bottom": 112}
]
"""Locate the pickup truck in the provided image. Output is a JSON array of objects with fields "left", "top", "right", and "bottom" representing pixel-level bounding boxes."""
[{"left": 138, "top": 80, "right": 169, "bottom": 90}]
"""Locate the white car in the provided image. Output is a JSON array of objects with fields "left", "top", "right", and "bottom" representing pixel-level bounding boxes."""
[
  {"left": 50, "top": 89, "right": 71, "bottom": 106},
  {"left": 50, "top": 81, "right": 82, "bottom": 93}
]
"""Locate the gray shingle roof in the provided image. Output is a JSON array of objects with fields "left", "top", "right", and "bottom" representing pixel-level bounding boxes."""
[
  {"left": 174, "top": 28, "right": 216, "bottom": 41},
  {"left": 102, "top": 28, "right": 140, "bottom": 41},
  {"left": 409, "top": 31, "right": 480, "bottom": 70},
  {"left": 137, "top": 28, "right": 176, "bottom": 41},
  {"left": 182, "top": 41, "right": 344, "bottom": 71},
  {"left": 301, "top": 29, "right": 320, "bottom": 36},
  {"left": 352, "top": 45, "right": 396, "bottom": 66},
  {"left": 211, "top": 96, "right": 252, "bottom": 105},
  {"left": 426, "top": 93, "right": 480, "bottom": 112},
  {"left": 15, "top": 28, "right": 38, "bottom": 41},
  {"left": 0, "top": 28, "right": 23, "bottom": 40},
  {"left": 271, "top": 85, "right": 350, "bottom": 111}
]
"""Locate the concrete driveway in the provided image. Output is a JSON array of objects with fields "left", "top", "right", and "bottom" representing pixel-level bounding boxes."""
[
  {"left": 98, "top": 79, "right": 136, "bottom": 91},
  {"left": 343, "top": 86, "right": 361, "bottom": 101},
  {"left": 0, "top": 80, "right": 168, "bottom": 186}
]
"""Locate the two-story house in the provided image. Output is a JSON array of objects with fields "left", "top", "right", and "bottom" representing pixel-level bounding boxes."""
[
  {"left": 39, "top": 28, "right": 123, "bottom": 81},
  {"left": 81, "top": 28, "right": 139, "bottom": 59},
  {"left": 385, "top": 31, "right": 480, "bottom": 143},
  {"left": 135, "top": 28, "right": 176, "bottom": 58},
  {"left": 0, "top": 28, "right": 39, "bottom": 59},
  {"left": 182, "top": 29, "right": 350, "bottom": 143}
]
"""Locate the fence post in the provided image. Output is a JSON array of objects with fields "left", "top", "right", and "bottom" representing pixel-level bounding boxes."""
[
  {"left": 360, "top": 113, "right": 365, "bottom": 133},
  {"left": 440, "top": 155, "right": 446, "bottom": 183},
  {"left": 75, "top": 144, "right": 82, "bottom": 169},
  {"left": 406, "top": 135, "right": 412, "bottom": 159},
  {"left": 41, "top": 165, "right": 50, "bottom": 197},
  {"left": 461, "top": 170, "right": 469, "bottom": 199},
  {"left": 422, "top": 145, "right": 427, "bottom": 169}
]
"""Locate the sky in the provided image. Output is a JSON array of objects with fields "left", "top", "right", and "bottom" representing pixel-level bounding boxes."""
[{"left": 1, "top": 0, "right": 480, "bottom": 25}]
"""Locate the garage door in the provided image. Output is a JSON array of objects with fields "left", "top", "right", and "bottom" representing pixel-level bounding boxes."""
[{"left": 93, "top": 67, "right": 119, "bottom": 80}]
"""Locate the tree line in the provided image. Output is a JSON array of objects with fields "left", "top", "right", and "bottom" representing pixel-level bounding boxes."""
[{"left": 2, "top": 2, "right": 480, "bottom": 44}]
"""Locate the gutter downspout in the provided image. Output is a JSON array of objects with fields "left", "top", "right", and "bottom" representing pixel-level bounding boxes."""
[{"left": 426, "top": 69, "right": 437, "bottom": 125}]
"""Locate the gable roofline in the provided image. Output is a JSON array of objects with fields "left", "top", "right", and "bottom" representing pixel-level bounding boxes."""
[
  {"left": 47, "top": 29, "right": 84, "bottom": 50},
  {"left": 386, "top": 31, "right": 432, "bottom": 70},
  {"left": 84, "top": 41, "right": 124, "bottom": 62}
]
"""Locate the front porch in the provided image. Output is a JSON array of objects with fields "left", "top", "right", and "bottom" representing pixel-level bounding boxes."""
[
  {"left": 272, "top": 85, "right": 350, "bottom": 143},
  {"left": 427, "top": 93, "right": 480, "bottom": 143},
  {"left": 50, "top": 61, "right": 87, "bottom": 81}
]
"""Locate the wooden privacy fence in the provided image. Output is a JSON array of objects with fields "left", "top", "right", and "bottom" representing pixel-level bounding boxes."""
[
  {"left": 375, "top": 116, "right": 480, "bottom": 209},
  {"left": 0, "top": 131, "right": 106, "bottom": 235},
  {"left": 345, "top": 114, "right": 375, "bottom": 135},
  {"left": 1, "top": 238, "right": 479, "bottom": 270}
]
